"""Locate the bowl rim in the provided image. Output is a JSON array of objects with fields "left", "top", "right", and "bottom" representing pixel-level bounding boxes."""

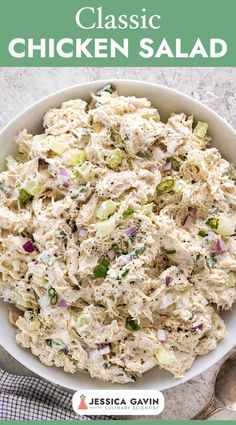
[{"left": 0, "top": 78, "right": 236, "bottom": 391}]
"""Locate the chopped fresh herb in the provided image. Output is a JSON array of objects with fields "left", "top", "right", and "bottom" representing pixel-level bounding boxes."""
[
  {"left": 132, "top": 246, "right": 146, "bottom": 258},
  {"left": 206, "top": 254, "right": 217, "bottom": 268},
  {"left": 156, "top": 179, "right": 175, "bottom": 194},
  {"left": 93, "top": 259, "right": 110, "bottom": 278},
  {"left": 59, "top": 230, "right": 67, "bottom": 239},
  {"left": 122, "top": 208, "right": 134, "bottom": 218},
  {"left": 46, "top": 339, "right": 52, "bottom": 347},
  {"left": 121, "top": 269, "right": 130, "bottom": 278},
  {"left": 198, "top": 230, "right": 208, "bottom": 238},
  {"left": 135, "top": 222, "right": 141, "bottom": 229},
  {"left": 96, "top": 83, "right": 117, "bottom": 96},
  {"left": 125, "top": 317, "right": 140, "bottom": 332},
  {"left": 0, "top": 272, "right": 3, "bottom": 280},
  {"left": 79, "top": 187, "right": 87, "bottom": 193},
  {"left": 206, "top": 217, "right": 219, "bottom": 230},
  {"left": 164, "top": 249, "right": 176, "bottom": 255}
]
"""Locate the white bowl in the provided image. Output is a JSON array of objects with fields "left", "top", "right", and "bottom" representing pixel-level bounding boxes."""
[{"left": 0, "top": 80, "right": 236, "bottom": 391}]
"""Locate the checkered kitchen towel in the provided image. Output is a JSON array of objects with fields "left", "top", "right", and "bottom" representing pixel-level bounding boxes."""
[{"left": 0, "top": 369, "right": 118, "bottom": 420}]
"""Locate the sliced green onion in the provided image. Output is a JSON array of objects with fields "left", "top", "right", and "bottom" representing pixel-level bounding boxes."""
[
  {"left": 156, "top": 179, "right": 175, "bottom": 194},
  {"left": 48, "top": 288, "right": 56, "bottom": 297},
  {"left": 121, "top": 269, "right": 129, "bottom": 278},
  {"left": 122, "top": 208, "right": 134, "bottom": 218},
  {"left": 93, "top": 259, "right": 110, "bottom": 278},
  {"left": 164, "top": 249, "right": 176, "bottom": 255},
  {"left": 198, "top": 230, "right": 208, "bottom": 238},
  {"left": 206, "top": 217, "right": 219, "bottom": 230},
  {"left": 96, "top": 83, "right": 116, "bottom": 96},
  {"left": 50, "top": 294, "right": 59, "bottom": 305},
  {"left": 125, "top": 317, "right": 140, "bottom": 332}
]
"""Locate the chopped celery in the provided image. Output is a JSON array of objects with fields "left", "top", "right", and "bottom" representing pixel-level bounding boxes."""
[
  {"left": 24, "top": 181, "right": 42, "bottom": 197},
  {"left": 142, "top": 203, "right": 153, "bottom": 216},
  {"left": 5, "top": 155, "right": 18, "bottom": 170},
  {"left": 96, "top": 217, "right": 116, "bottom": 238},
  {"left": 96, "top": 200, "right": 117, "bottom": 220},
  {"left": 74, "top": 162, "right": 93, "bottom": 182},
  {"left": 76, "top": 315, "right": 89, "bottom": 328},
  {"left": 49, "top": 140, "right": 67, "bottom": 155},
  {"left": 27, "top": 316, "right": 41, "bottom": 332},
  {"left": 67, "top": 150, "right": 86, "bottom": 166},
  {"left": 19, "top": 188, "right": 32, "bottom": 206},
  {"left": 19, "top": 182, "right": 42, "bottom": 206},
  {"left": 154, "top": 347, "right": 176, "bottom": 366},
  {"left": 105, "top": 148, "right": 126, "bottom": 169},
  {"left": 225, "top": 272, "right": 236, "bottom": 288},
  {"left": 193, "top": 122, "right": 208, "bottom": 139},
  {"left": 32, "top": 275, "right": 48, "bottom": 286}
]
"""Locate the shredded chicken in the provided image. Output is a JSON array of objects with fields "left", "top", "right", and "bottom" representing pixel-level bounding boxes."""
[{"left": 0, "top": 84, "right": 235, "bottom": 383}]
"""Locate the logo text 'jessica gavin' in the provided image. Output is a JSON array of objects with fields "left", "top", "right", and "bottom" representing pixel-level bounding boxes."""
[{"left": 73, "top": 390, "right": 165, "bottom": 416}]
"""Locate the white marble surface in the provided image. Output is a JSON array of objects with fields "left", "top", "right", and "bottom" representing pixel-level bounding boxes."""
[{"left": 0, "top": 68, "right": 236, "bottom": 420}]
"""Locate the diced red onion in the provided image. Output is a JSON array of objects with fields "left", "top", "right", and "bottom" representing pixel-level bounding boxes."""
[
  {"left": 191, "top": 322, "right": 203, "bottom": 332},
  {"left": 125, "top": 225, "right": 138, "bottom": 238},
  {"left": 98, "top": 344, "right": 111, "bottom": 355},
  {"left": 157, "top": 329, "right": 168, "bottom": 342},
  {"left": 162, "top": 162, "right": 172, "bottom": 172},
  {"left": 159, "top": 294, "right": 174, "bottom": 309},
  {"left": 59, "top": 168, "right": 70, "bottom": 177},
  {"left": 23, "top": 240, "right": 35, "bottom": 253},
  {"left": 107, "top": 249, "right": 116, "bottom": 261},
  {"left": 78, "top": 227, "right": 88, "bottom": 237},
  {"left": 215, "top": 239, "right": 225, "bottom": 254},
  {"left": 58, "top": 299, "right": 68, "bottom": 308},
  {"left": 63, "top": 182, "right": 70, "bottom": 189},
  {"left": 182, "top": 214, "right": 195, "bottom": 227},
  {"left": 165, "top": 276, "right": 173, "bottom": 286}
]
